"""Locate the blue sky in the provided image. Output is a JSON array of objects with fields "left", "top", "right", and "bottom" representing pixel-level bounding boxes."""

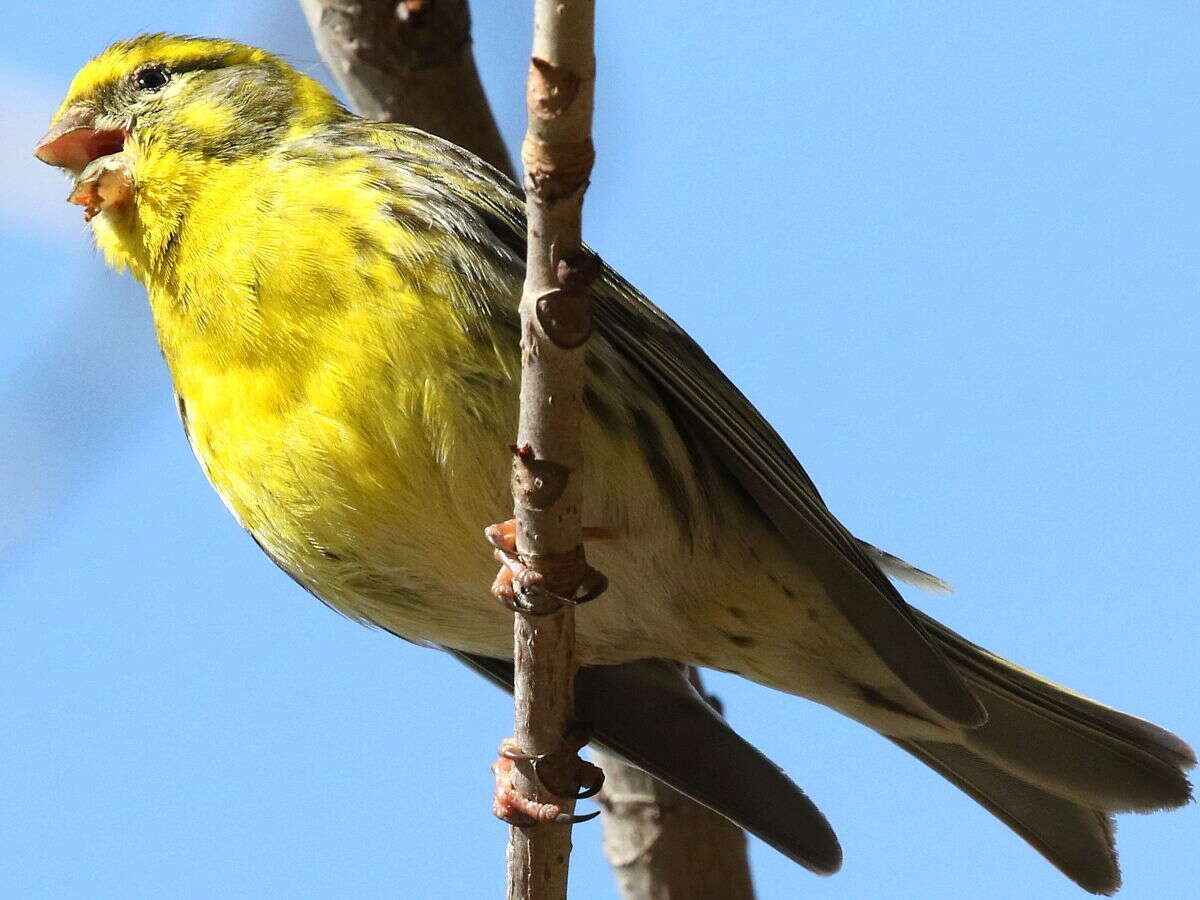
[{"left": 2, "top": 3, "right": 1197, "bottom": 898}]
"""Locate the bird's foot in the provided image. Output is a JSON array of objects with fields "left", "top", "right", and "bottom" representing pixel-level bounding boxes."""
[
  {"left": 491, "top": 728, "right": 605, "bottom": 827},
  {"left": 485, "top": 518, "right": 608, "bottom": 615},
  {"left": 69, "top": 152, "right": 133, "bottom": 221}
]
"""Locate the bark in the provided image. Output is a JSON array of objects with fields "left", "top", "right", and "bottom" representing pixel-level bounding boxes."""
[
  {"left": 505, "top": 4, "right": 598, "bottom": 898},
  {"left": 297, "top": 0, "right": 514, "bottom": 177}
]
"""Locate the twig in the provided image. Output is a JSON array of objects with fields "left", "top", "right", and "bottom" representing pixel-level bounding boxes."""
[
  {"left": 501, "top": 3, "right": 599, "bottom": 898},
  {"left": 297, "top": 0, "right": 514, "bottom": 177}
]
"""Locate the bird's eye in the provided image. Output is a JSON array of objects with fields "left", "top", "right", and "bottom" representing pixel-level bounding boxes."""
[{"left": 133, "top": 65, "right": 170, "bottom": 91}]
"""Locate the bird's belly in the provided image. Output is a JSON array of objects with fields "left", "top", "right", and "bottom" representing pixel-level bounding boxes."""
[
  {"left": 173, "top": 362, "right": 523, "bottom": 654},
  {"left": 172, "top": 361, "right": 885, "bottom": 701},
  {"left": 175, "top": 383, "right": 678, "bottom": 663}
]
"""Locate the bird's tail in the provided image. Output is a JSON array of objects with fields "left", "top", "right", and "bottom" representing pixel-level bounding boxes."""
[{"left": 897, "top": 611, "right": 1195, "bottom": 895}]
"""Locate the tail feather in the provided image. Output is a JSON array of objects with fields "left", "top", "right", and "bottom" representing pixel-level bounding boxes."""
[
  {"left": 918, "top": 609, "right": 1195, "bottom": 772},
  {"left": 892, "top": 738, "right": 1121, "bottom": 896},
  {"left": 917, "top": 610, "right": 1194, "bottom": 813},
  {"left": 892, "top": 610, "right": 1194, "bottom": 892},
  {"left": 960, "top": 676, "right": 1190, "bottom": 813}
]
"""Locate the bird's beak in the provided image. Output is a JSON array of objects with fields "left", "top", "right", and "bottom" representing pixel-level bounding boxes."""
[{"left": 34, "top": 107, "right": 126, "bottom": 175}]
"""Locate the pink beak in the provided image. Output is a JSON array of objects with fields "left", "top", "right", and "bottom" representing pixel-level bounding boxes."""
[{"left": 35, "top": 107, "right": 126, "bottom": 174}]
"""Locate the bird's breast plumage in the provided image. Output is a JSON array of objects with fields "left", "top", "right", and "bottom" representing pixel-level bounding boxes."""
[{"left": 96, "top": 117, "right": 880, "bottom": 696}]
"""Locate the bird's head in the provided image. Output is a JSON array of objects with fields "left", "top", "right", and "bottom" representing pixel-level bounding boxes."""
[{"left": 35, "top": 34, "right": 344, "bottom": 181}]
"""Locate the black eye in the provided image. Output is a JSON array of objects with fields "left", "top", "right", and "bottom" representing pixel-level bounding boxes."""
[{"left": 134, "top": 64, "right": 170, "bottom": 91}]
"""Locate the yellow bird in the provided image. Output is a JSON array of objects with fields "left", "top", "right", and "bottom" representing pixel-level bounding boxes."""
[{"left": 37, "top": 34, "right": 1192, "bottom": 894}]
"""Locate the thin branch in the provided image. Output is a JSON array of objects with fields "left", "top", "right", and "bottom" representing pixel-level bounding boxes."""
[
  {"left": 297, "top": 0, "right": 514, "bottom": 177},
  {"left": 501, "top": 2, "right": 599, "bottom": 898}
]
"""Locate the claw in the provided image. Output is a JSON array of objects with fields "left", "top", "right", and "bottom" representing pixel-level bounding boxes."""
[
  {"left": 486, "top": 518, "right": 608, "bottom": 613},
  {"left": 498, "top": 736, "right": 535, "bottom": 761},
  {"left": 553, "top": 808, "right": 601, "bottom": 824},
  {"left": 572, "top": 566, "right": 608, "bottom": 606},
  {"left": 529, "top": 753, "right": 605, "bottom": 800},
  {"left": 561, "top": 762, "right": 604, "bottom": 799},
  {"left": 486, "top": 519, "right": 548, "bottom": 613},
  {"left": 489, "top": 562, "right": 521, "bottom": 612},
  {"left": 491, "top": 732, "right": 606, "bottom": 826}
]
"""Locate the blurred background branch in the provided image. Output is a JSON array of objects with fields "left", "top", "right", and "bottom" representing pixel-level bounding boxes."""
[{"left": 297, "top": 0, "right": 513, "bottom": 177}]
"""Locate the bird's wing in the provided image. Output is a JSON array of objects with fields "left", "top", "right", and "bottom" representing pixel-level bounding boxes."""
[
  {"left": 454, "top": 651, "right": 843, "bottom": 875},
  {"left": 588, "top": 268, "right": 983, "bottom": 727},
  {"left": 352, "top": 120, "right": 983, "bottom": 728}
]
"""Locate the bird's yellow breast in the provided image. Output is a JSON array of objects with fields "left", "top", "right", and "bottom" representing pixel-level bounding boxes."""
[
  {"left": 87, "top": 124, "right": 789, "bottom": 665},
  {"left": 94, "top": 140, "right": 529, "bottom": 638}
]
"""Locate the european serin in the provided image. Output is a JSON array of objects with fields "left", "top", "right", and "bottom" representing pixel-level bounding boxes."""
[{"left": 36, "top": 35, "right": 1192, "bottom": 894}]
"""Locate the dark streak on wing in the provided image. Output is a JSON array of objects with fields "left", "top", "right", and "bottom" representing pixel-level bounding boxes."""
[
  {"left": 859, "top": 683, "right": 932, "bottom": 721},
  {"left": 627, "top": 404, "right": 696, "bottom": 547},
  {"left": 658, "top": 395, "right": 721, "bottom": 544},
  {"left": 581, "top": 384, "right": 619, "bottom": 430},
  {"left": 475, "top": 206, "right": 527, "bottom": 261}
]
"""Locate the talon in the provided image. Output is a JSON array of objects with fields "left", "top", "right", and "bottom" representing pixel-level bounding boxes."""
[
  {"left": 486, "top": 518, "right": 607, "bottom": 612},
  {"left": 497, "top": 737, "right": 535, "bottom": 761},
  {"left": 572, "top": 566, "right": 607, "bottom": 605},
  {"left": 486, "top": 519, "right": 557, "bottom": 614},
  {"left": 552, "top": 808, "right": 601, "bottom": 825},
  {"left": 497, "top": 733, "right": 606, "bottom": 798},
  {"left": 491, "top": 559, "right": 547, "bottom": 614},
  {"left": 489, "top": 564, "right": 520, "bottom": 612},
  {"left": 491, "top": 734, "right": 606, "bottom": 820},
  {"left": 560, "top": 759, "right": 604, "bottom": 799},
  {"left": 533, "top": 751, "right": 604, "bottom": 799}
]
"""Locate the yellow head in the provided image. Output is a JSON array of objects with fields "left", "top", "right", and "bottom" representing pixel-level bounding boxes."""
[{"left": 35, "top": 34, "right": 344, "bottom": 176}]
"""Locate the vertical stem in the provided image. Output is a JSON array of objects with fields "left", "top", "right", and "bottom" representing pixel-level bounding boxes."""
[{"left": 507, "top": 2, "right": 597, "bottom": 899}]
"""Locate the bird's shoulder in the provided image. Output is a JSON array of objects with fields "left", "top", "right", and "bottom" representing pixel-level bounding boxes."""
[{"left": 274, "top": 118, "right": 524, "bottom": 217}]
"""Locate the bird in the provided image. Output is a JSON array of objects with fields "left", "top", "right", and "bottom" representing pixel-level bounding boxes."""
[{"left": 35, "top": 34, "right": 1192, "bottom": 895}]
